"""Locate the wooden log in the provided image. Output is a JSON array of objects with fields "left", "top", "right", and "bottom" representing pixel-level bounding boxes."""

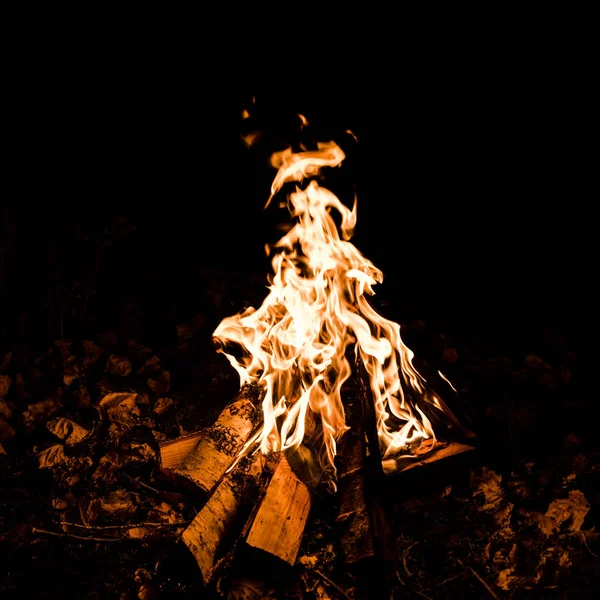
[
  {"left": 159, "top": 431, "right": 203, "bottom": 469},
  {"left": 336, "top": 397, "right": 375, "bottom": 564},
  {"left": 182, "top": 453, "right": 265, "bottom": 586},
  {"left": 161, "top": 385, "right": 261, "bottom": 494},
  {"left": 391, "top": 441, "right": 476, "bottom": 473},
  {"left": 245, "top": 454, "right": 312, "bottom": 565}
]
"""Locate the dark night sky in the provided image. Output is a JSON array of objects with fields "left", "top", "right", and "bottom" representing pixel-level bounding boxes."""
[{"left": 5, "top": 67, "right": 590, "bottom": 352}]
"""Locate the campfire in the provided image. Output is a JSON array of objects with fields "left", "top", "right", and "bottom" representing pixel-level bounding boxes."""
[{"left": 160, "top": 134, "right": 475, "bottom": 585}]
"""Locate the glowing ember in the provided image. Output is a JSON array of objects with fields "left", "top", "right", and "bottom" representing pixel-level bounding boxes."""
[{"left": 213, "top": 138, "right": 464, "bottom": 481}]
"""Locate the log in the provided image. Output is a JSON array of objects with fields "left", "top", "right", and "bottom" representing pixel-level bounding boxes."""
[
  {"left": 336, "top": 397, "right": 375, "bottom": 564},
  {"left": 159, "top": 431, "right": 203, "bottom": 470},
  {"left": 336, "top": 387, "right": 395, "bottom": 565},
  {"left": 392, "top": 441, "right": 476, "bottom": 473},
  {"left": 182, "top": 452, "right": 265, "bottom": 586},
  {"left": 161, "top": 385, "right": 261, "bottom": 494},
  {"left": 245, "top": 454, "right": 312, "bottom": 565}
]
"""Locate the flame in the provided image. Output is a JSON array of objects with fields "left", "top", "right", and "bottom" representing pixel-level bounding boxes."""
[{"left": 214, "top": 140, "right": 462, "bottom": 481}]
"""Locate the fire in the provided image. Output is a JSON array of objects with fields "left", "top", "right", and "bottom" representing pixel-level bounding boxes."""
[{"left": 213, "top": 139, "right": 463, "bottom": 481}]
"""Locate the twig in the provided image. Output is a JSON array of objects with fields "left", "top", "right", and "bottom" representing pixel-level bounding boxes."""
[
  {"left": 439, "top": 570, "right": 467, "bottom": 586},
  {"left": 578, "top": 531, "right": 599, "bottom": 558},
  {"left": 61, "top": 521, "right": 190, "bottom": 530},
  {"left": 32, "top": 527, "right": 121, "bottom": 543},
  {"left": 314, "top": 570, "right": 352, "bottom": 600},
  {"left": 402, "top": 541, "right": 419, "bottom": 577},
  {"left": 122, "top": 472, "right": 162, "bottom": 495},
  {"left": 465, "top": 565, "right": 498, "bottom": 599},
  {"left": 395, "top": 568, "right": 405, "bottom": 586},
  {"left": 412, "top": 590, "right": 433, "bottom": 600}
]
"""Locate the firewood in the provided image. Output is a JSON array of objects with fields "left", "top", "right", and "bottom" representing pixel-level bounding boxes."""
[
  {"left": 159, "top": 431, "right": 203, "bottom": 470},
  {"left": 336, "top": 399, "right": 374, "bottom": 564},
  {"left": 245, "top": 454, "right": 312, "bottom": 565},
  {"left": 393, "top": 441, "right": 475, "bottom": 473},
  {"left": 336, "top": 391, "right": 394, "bottom": 565},
  {"left": 182, "top": 453, "right": 265, "bottom": 586},
  {"left": 161, "top": 385, "right": 261, "bottom": 494}
]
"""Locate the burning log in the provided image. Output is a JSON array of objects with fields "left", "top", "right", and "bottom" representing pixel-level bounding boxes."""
[
  {"left": 181, "top": 452, "right": 265, "bottom": 586},
  {"left": 245, "top": 453, "right": 312, "bottom": 565},
  {"left": 394, "top": 441, "right": 475, "bottom": 473},
  {"left": 336, "top": 388, "right": 394, "bottom": 565},
  {"left": 159, "top": 385, "right": 261, "bottom": 494}
]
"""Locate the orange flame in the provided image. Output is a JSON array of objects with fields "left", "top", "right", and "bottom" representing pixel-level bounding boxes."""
[{"left": 214, "top": 140, "right": 462, "bottom": 479}]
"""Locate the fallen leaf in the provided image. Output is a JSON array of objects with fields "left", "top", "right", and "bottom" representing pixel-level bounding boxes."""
[
  {"left": 105, "top": 354, "right": 132, "bottom": 376},
  {"left": 176, "top": 323, "right": 193, "bottom": 342},
  {"left": 154, "top": 397, "right": 173, "bottom": 416},
  {"left": 83, "top": 340, "right": 104, "bottom": 365},
  {"left": 540, "top": 490, "right": 590, "bottom": 535},
  {"left": 38, "top": 444, "right": 69, "bottom": 468},
  {"left": 0, "top": 374, "right": 11, "bottom": 399},
  {"left": 137, "top": 356, "right": 161, "bottom": 375},
  {"left": 128, "top": 339, "right": 153, "bottom": 359},
  {"left": 0, "top": 418, "right": 16, "bottom": 442},
  {"left": 22, "top": 393, "right": 64, "bottom": 431},
  {"left": 0, "top": 351, "right": 11, "bottom": 373},
  {"left": 0, "top": 441, "right": 6, "bottom": 455},
  {"left": 101, "top": 489, "right": 137, "bottom": 516},
  {"left": 0, "top": 398, "right": 13, "bottom": 420},
  {"left": 63, "top": 355, "right": 79, "bottom": 386},
  {"left": 147, "top": 371, "right": 171, "bottom": 395},
  {"left": 99, "top": 392, "right": 141, "bottom": 428},
  {"left": 47, "top": 417, "right": 90, "bottom": 445},
  {"left": 471, "top": 467, "right": 505, "bottom": 512}
]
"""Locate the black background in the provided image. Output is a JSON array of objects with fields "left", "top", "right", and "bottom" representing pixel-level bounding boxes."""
[{"left": 3, "top": 59, "right": 590, "bottom": 355}]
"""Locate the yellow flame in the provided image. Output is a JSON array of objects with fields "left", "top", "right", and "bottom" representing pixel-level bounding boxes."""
[{"left": 214, "top": 141, "right": 460, "bottom": 478}]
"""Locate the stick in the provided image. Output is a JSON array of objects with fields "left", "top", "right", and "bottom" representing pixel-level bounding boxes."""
[
  {"left": 61, "top": 521, "right": 190, "bottom": 530},
  {"left": 32, "top": 527, "right": 122, "bottom": 543},
  {"left": 457, "top": 561, "right": 498, "bottom": 600},
  {"left": 313, "top": 570, "right": 352, "bottom": 600}
]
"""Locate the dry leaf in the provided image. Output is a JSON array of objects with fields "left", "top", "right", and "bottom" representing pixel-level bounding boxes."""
[
  {"left": 22, "top": 394, "right": 63, "bottom": 431},
  {"left": 127, "top": 339, "right": 153, "bottom": 359},
  {"left": 176, "top": 323, "right": 193, "bottom": 342},
  {"left": 99, "top": 392, "right": 141, "bottom": 428},
  {"left": 47, "top": 417, "right": 90, "bottom": 445},
  {"left": 62, "top": 355, "right": 79, "bottom": 386},
  {"left": 0, "top": 441, "right": 6, "bottom": 455},
  {"left": 471, "top": 467, "right": 505, "bottom": 512},
  {"left": 0, "top": 351, "right": 11, "bottom": 373},
  {"left": 83, "top": 340, "right": 104, "bottom": 365},
  {"left": 137, "top": 356, "right": 161, "bottom": 375},
  {"left": 154, "top": 397, "right": 173, "bottom": 416},
  {"left": 0, "top": 374, "right": 11, "bottom": 399},
  {"left": 0, "top": 398, "right": 13, "bottom": 420},
  {"left": 147, "top": 371, "right": 171, "bottom": 395},
  {"left": 38, "top": 444, "right": 68, "bottom": 468},
  {"left": 101, "top": 489, "right": 137, "bottom": 516},
  {"left": 539, "top": 490, "right": 590, "bottom": 535},
  {"left": 0, "top": 418, "right": 16, "bottom": 442},
  {"left": 105, "top": 354, "right": 132, "bottom": 377}
]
